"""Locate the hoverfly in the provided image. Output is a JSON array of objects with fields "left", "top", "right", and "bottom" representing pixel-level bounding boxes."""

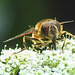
[{"left": 4, "top": 19, "right": 75, "bottom": 52}]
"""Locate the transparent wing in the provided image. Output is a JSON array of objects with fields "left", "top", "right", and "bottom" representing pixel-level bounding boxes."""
[
  {"left": 3, "top": 27, "right": 36, "bottom": 43},
  {"left": 60, "top": 20, "right": 74, "bottom": 24}
]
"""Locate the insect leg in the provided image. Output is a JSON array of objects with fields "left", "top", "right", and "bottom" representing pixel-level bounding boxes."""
[
  {"left": 25, "top": 36, "right": 50, "bottom": 51},
  {"left": 13, "top": 36, "right": 34, "bottom": 54},
  {"left": 23, "top": 36, "right": 28, "bottom": 49},
  {"left": 25, "top": 36, "right": 43, "bottom": 47},
  {"left": 23, "top": 36, "right": 42, "bottom": 52},
  {"left": 52, "top": 35, "right": 56, "bottom": 50},
  {"left": 61, "top": 31, "right": 75, "bottom": 39},
  {"left": 57, "top": 36, "right": 66, "bottom": 51},
  {"left": 13, "top": 48, "right": 26, "bottom": 54},
  {"left": 25, "top": 36, "right": 47, "bottom": 45},
  {"left": 61, "top": 37, "right": 66, "bottom": 51},
  {"left": 32, "top": 43, "right": 42, "bottom": 52},
  {"left": 51, "top": 25, "right": 56, "bottom": 50},
  {"left": 13, "top": 35, "right": 37, "bottom": 54}
]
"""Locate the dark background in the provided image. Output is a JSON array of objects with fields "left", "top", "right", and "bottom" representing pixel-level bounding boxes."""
[{"left": 0, "top": 0, "right": 75, "bottom": 51}]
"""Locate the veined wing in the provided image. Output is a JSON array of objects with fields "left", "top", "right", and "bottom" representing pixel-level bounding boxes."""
[{"left": 3, "top": 27, "right": 36, "bottom": 43}]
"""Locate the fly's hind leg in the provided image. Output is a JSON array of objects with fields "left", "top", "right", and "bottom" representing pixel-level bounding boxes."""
[{"left": 32, "top": 43, "right": 42, "bottom": 53}]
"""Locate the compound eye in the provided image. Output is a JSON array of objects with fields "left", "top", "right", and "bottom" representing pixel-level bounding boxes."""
[
  {"left": 41, "top": 22, "right": 51, "bottom": 36},
  {"left": 41, "top": 25, "right": 49, "bottom": 36}
]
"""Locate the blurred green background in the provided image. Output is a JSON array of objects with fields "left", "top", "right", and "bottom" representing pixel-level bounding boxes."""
[{"left": 0, "top": 0, "right": 75, "bottom": 51}]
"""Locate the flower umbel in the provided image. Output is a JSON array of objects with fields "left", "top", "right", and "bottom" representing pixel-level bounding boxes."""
[{"left": 0, "top": 38, "right": 75, "bottom": 75}]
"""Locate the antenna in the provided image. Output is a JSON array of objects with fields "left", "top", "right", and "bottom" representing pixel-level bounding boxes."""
[{"left": 60, "top": 20, "right": 74, "bottom": 24}]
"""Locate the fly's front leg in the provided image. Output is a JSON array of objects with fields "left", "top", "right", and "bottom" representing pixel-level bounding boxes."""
[
  {"left": 52, "top": 35, "right": 56, "bottom": 50},
  {"left": 60, "top": 31, "right": 75, "bottom": 39},
  {"left": 23, "top": 36, "right": 50, "bottom": 52},
  {"left": 23, "top": 36, "right": 40, "bottom": 52},
  {"left": 13, "top": 36, "right": 38, "bottom": 54},
  {"left": 23, "top": 36, "right": 28, "bottom": 49},
  {"left": 62, "top": 37, "right": 66, "bottom": 51},
  {"left": 57, "top": 36, "right": 66, "bottom": 51},
  {"left": 51, "top": 25, "right": 56, "bottom": 50}
]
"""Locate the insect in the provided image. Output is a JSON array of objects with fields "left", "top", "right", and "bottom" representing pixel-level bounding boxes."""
[{"left": 4, "top": 19, "right": 75, "bottom": 52}]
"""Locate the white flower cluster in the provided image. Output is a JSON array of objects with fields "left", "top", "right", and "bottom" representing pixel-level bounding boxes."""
[{"left": 0, "top": 38, "right": 75, "bottom": 75}]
